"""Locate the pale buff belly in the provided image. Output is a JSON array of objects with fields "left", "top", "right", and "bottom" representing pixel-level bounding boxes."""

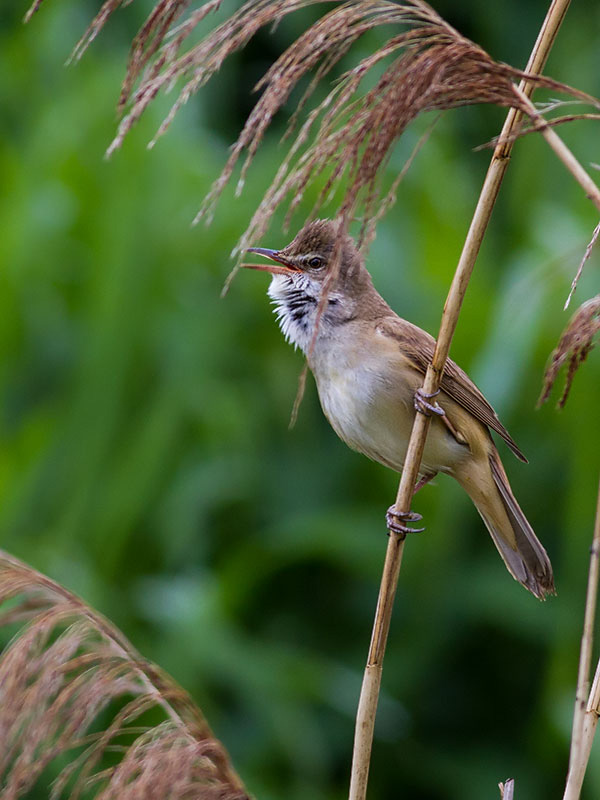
[{"left": 313, "top": 361, "right": 469, "bottom": 476}]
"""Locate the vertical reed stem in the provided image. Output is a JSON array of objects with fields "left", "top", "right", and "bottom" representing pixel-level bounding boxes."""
[{"left": 349, "top": 2, "right": 574, "bottom": 798}]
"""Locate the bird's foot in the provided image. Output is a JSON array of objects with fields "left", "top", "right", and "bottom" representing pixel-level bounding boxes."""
[
  {"left": 386, "top": 506, "right": 425, "bottom": 536},
  {"left": 414, "top": 387, "right": 445, "bottom": 417}
]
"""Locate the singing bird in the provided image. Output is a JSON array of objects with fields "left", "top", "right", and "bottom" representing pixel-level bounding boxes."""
[{"left": 243, "top": 219, "right": 554, "bottom": 599}]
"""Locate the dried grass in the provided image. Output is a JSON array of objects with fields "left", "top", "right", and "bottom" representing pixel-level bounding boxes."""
[
  {"left": 25, "top": 0, "right": 598, "bottom": 253},
  {"left": 564, "top": 220, "right": 600, "bottom": 310},
  {"left": 499, "top": 779, "right": 515, "bottom": 800},
  {"left": 0, "top": 551, "right": 249, "bottom": 800},
  {"left": 538, "top": 294, "right": 600, "bottom": 409},
  {"left": 189, "top": 0, "right": 595, "bottom": 253}
]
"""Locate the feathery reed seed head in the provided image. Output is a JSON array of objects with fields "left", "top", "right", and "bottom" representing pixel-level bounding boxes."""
[
  {"left": 0, "top": 551, "right": 248, "bottom": 800},
  {"left": 539, "top": 295, "right": 600, "bottom": 408},
  {"left": 25, "top": 0, "right": 597, "bottom": 255}
]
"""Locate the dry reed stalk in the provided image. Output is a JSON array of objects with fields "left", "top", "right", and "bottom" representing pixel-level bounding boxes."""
[
  {"left": 0, "top": 551, "right": 249, "bottom": 800},
  {"left": 500, "top": 778, "right": 516, "bottom": 800},
  {"left": 563, "top": 479, "right": 600, "bottom": 800},
  {"left": 538, "top": 295, "right": 600, "bottom": 798},
  {"left": 348, "top": 1, "right": 577, "bottom": 798},
  {"left": 511, "top": 86, "right": 600, "bottom": 213},
  {"left": 565, "top": 220, "right": 600, "bottom": 310}
]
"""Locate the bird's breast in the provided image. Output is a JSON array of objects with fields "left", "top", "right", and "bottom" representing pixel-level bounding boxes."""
[
  {"left": 311, "top": 339, "right": 415, "bottom": 471},
  {"left": 311, "top": 334, "right": 469, "bottom": 474}
]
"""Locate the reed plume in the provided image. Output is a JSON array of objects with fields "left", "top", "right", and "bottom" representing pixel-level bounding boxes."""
[
  {"left": 0, "top": 551, "right": 249, "bottom": 800},
  {"left": 25, "top": 0, "right": 597, "bottom": 255},
  {"left": 538, "top": 293, "right": 600, "bottom": 409}
]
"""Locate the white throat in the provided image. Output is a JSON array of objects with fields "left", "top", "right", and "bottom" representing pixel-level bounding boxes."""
[{"left": 267, "top": 273, "right": 321, "bottom": 354}]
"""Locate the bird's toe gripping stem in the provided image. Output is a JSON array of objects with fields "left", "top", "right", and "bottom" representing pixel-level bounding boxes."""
[
  {"left": 414, "top": 387, "right": 445, "bottom": 417},
  {"left": 386, "top": 506, "right": 425, "bottom": 536}
]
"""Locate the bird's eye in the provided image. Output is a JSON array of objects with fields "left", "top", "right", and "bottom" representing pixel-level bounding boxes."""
[{"left": 308, "top": 256, "right": 323, "bottom": 270}]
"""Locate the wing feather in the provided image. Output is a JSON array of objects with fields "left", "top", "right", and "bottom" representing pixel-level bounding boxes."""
[{"left": 378, "top": 318, "right": 527, "bottom": 462}]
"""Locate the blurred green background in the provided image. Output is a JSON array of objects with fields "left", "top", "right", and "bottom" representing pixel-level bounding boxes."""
[{"left": 1, "top": 1, "right": 600, "bottom": 798}]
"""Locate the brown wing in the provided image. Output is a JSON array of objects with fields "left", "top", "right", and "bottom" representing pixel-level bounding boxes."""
[{"left": 378, "top": 318, "right": 527, "bottom": 462}]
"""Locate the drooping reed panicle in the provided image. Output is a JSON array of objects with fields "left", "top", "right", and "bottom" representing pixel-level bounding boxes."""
[
  {"left": 538, "top": 293, "right": 600, "bottom": 409},
  {"left": 0, "top": 551, "right": 249, "bottom": 800},
  {"left": 25, "top": 0, "right": 598, "bottom": 259}
]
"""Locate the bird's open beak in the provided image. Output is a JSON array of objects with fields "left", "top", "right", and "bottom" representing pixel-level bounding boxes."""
[{"left": 241, "top": 247, "right": 299, "bottom": 275}]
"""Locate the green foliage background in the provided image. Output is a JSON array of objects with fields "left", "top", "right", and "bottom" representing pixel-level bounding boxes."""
[{"left": 1, "top": 1, "right": 600, "bottom": 798}]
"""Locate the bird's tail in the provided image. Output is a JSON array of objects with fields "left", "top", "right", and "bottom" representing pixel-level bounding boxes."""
[{"left": 457, "top": 449, "right": 555, "bottom": 599}]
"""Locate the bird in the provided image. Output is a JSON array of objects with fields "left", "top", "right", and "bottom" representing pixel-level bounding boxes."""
[{"left": 242, "top": 218, "right": 554, "bottom": 599}]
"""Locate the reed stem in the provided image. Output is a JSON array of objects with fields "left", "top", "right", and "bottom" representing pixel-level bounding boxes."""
[{"left": 348, "top": 2, "right": 575, "bottom": 797}]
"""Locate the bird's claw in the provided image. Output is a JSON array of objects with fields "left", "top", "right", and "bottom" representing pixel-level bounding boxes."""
[
  {"left": 414, "top": 387, "right": 445, "bottom": 417},
  {"left": 386, "top": 506, "right": 425, "bottom": 536}
]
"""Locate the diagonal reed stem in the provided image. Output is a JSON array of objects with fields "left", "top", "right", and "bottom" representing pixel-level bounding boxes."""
[{"left": 348, "top": 2, "right": 577, "bottom": 798}]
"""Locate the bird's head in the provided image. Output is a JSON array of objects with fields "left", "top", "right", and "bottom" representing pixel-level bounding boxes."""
[
  {"left": 244, "top": 218, "right": 368, "bottom": 296},
  {"left": 242, "top": 219, "right": 387, "bottom": 354}
]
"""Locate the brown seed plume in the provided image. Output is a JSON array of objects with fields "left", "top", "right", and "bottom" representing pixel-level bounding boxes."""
[
  {"left": 538, "top": 294, "right": 600, "bottom": 409},
  {"left": 25, "top": 0, "right": 597, "bottom": 250},
  {"left": 192, "top": 1, "right": 595, "bottom": 254},
  {"left": 0, "top": 551, "right": 249, "bottom": 800}
]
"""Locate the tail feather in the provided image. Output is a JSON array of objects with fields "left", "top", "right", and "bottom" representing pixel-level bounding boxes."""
[
  {"left": 457, "top": 448, "right": 555, "bottom": 600},
  {"left": 485, "top": 452, "right": 555, "bottom": 599}
]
